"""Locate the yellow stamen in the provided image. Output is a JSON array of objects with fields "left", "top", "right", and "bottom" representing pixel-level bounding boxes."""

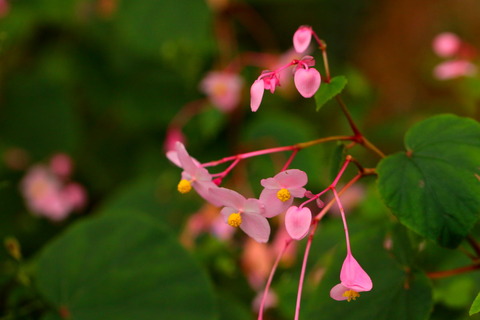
[
  {"left": 343, "top": 290, "right": 360, "bottom": 302},
  {"left": 276, "top": 188, "right": 291, "bottom": 202},
  {"left": 227, "top": 212, "right": 242, "bottom": 227},
  {"left": 177, "top": 179, "right": 192, "bottom": 194}
]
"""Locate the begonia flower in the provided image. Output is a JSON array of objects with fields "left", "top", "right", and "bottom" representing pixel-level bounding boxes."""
[
  {"left": 330, "top": 252, "right": 372, "bottom": 302},
  {"left": 294, "top": 56, "right": 321, "bottom": 98},
  {"left": 0, "top": 0, "right": 9, "bottom": 18},
  {"left": 433, "top": 59, "right": 477, "bottom": 80},
  {"left": 293, "top": 26, "right": 313, "bottom": 53},
  {"left": 209, "top": 187, "right": 270, "bottom": 243},
  {"left": 167, "top": 142, "right": 223, "bottom": 207},
  {"left": 285, "top": 206, "right": 311, "bottom": 240},
  {"left": 200, "top": 71, "right": 243, "bottom": 112},
  {"left": 259, "top": 169, "right": 308, "bottom": 218},
  {"left": 49, "top": 153, "right": 73, "bottom": 179},
  {"left": 164, "top": 127, "right": 185, "bottom": 152},
  {"left": 250, "top": 71, "right": 281, "bottom": 112},
  {"left": 432, "top": 32, "right": 461, "bottom": 58}
]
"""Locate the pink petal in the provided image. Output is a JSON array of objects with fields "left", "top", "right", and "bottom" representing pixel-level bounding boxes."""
[
  {"left": 433, "top": 59, "right": 477, "bottom": 80},
  {"left": 241, "top": 212, "right": 271, "bottom": 243},
  {"left": 274, "top": 169, "right": 308, "bottom": 189},
  {"left": 259, "top": 188, "right": 293, "bottom": 218},
  {"left": 175, "top": 142, "right": 198, "bottom": 174},
  {"left": 194, "top": 182, "right": 224, "bottom": 207},
  {"left": 293, "top": 26, "right": 312, "bottom": 53},
  {"left": 260, "top": 177, "right": 281, "bottom": 189},
  {"left": 289, "top": 187, "right": 306, "bottom": 198},
  {"left": 294, "top": 67, "right": 321, "bottom": 98},
  {"left": 244, "top": 198, "right": 265, "bottom": 215},
  {"left": 330, "top": 283, "right": 349, "bottom": 301},
  {"left": 166, "top": 151, "right": 182, "bottom": 167},
  {"left": 340, "top": 253, "right": 373, "bottom": 292},
  {"left": 432, "top": 32, "right": 460, "bottom": 58},
  {"left": 220, "top": 206, "right": 238, "bottom": 222},
  {"left": 285, "top": 206, "right": 311, "bottom": 240},
  {"left": 250, "top": 79, "right": 265, "bottom": 112},
  {"left": 209, "top": 187, "right": 245, "bottom": 210}
]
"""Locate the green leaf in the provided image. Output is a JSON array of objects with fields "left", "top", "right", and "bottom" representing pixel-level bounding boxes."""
[
  {"left": 305, "top": 230, "right": 433, "bottom": 320},
  {"left": 470, "top": 292, "right": 480, "bottom": 315},
  {"left": 35, "top": 212, "right": 218, "bottom": 320},
  {"left": 314, "top": 76, "right": 347, "bottom": 111},
  {"left": 377, "top": 114, "right": 480, "bottom": 248}
]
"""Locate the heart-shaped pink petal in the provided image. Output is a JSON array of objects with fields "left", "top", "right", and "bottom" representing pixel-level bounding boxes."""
[
  {"left": 285, "top": 206, "right": 312, "bottom": 240},
  {"left": 293, "top": 26, "right": 312, "bottom": 53},
  {"left": 294, "top": 67, "right": 321, "bottom": 98}
]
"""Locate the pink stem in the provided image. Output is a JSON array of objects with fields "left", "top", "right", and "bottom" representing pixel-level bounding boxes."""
[
  {"left": 294, "top": 223, "right": 317, "bottom": 320},
  {"left": 332, "top": 187, "right": 351, "bottom": 255},
  {"left": 258, "top": 238, "right": 292, "bottom": 320},
  {"left": 331, "top": 156, "right": 352, "bottom": 188},
  {"left": 281, "top": 149, "right": 299, "bottom": 171},
  {"left": 202, "top": 145, "right": 296, "bottom": 167},
  {"left": 299, "top": 188, "right": 329, "bottom": 209},
  {"left": 218, "top": 157, "right": 241, "bottom": 178}
]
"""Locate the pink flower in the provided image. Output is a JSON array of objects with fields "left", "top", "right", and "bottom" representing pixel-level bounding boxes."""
[
  {"left": 166, "top": 142, "right": 223, "bottom": 207},
  {"left": 432, "top": 32, "right": 461, "bottom": 58},
  {"left": 49, "top": 153, "right": 73, "bottom": 179},
  {"left": 294, "top": 56, "right": 321, "bottom": 98},
  {"left": 200, "top": 71, "right": 243, "bottom": 112},
  {"left": 20, "top": 164, "right": 87, "bottom": 221},
  {"left": 209, "top": 187, "right": 270, "bottom": 243},
  {"left": 259, "top": 169, "right": 308, "bottom": 218},
  {"left": 285, "top": 206, "right": 311, "bottom": 240},
  {"left": 293, "top": 26, "right": 313, "bottom": 53},
  {"left": 433, "top": 59, "right": 477, "bottom": 80},
  {"left": 250, "top": 71, "right": 281, "bottom": 112},
  {"left": 330, "top": 252, "right": 372, "bottom": 302}
]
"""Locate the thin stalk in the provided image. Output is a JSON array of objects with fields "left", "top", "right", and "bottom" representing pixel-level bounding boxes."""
[{"left": 427, "top": 264, "right": 480, "bottom": 279}]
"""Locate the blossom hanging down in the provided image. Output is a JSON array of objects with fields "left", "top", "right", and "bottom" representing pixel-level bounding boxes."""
[
  {"left": 250, "top": 71, "right": 281, "bottom": 112},
  {"left": 167, "top": 141, "right": 223, "bottom": 207},
  {"left": 330, "top": 252, "right": 373, "bottom": 302},
  {"left": 259, "top": 169, "right": 308, "bottom": 217},
  {"left": 293, "top": 56, "right": 321, "bottom": 98},
  {"left": 293, "top": 26, "right": 313, "bottom": 53},
  {"left": 209, "top": 187, "right": 270, "bottom": 243}
]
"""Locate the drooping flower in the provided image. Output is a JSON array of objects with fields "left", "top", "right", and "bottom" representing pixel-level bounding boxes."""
[
  {"left": 164, "top": 127, "right": 185, "bottom": 152},
  {"left": 330, "top": 252, "right": 372, "bottom": 302},
  {"left": 259, "top": 169, "right": 308, "bottom": 218},
  {"left": 433, "top": 59, "right": 477, "bottom": 80},
  {"left": 285, "top": 206, "right": 311, "bottom": 240},
  {"left": 432, "top": 32, "right": 461, "bottom": 58},
  {"left": 200, "top": 71, "right": 243, "bottom": 112},
  {"left": 293, "top": 26, "right": 313, "bottom": 53},
  {"left": 250, "top": 71, "right": 281, "bottom": 112},
  {"left": 294, "top": 56, "right": 321, "bottom": 98},
  {"left": 166, "top": 142, "right": 223, "bottom": 207},
  {"left": 49, "top": 153, "right": 73, "bottom": 179},
  {"left": 209, "top": 187, "right": 270, "bottom": 243}
]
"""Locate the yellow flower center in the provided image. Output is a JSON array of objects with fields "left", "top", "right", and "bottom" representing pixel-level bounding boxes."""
[
  {"left": 343, "top": 290, "right": 360, "bottom": 302},
  {"left": 227, "top": 212, "right": 242, "bottom": 227},
  {"left": 177, "top": 179, "right": 192, "bottom": 194},
  {"left": 276, "top": 188, "right": 291, "bottom": 202}
]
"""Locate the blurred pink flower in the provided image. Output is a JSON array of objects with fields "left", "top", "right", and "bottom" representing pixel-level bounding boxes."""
[
  {"left": 252, "top": 289, "right": 278, "bottom": 313},
  {"left": 259, "top": 169, "right": 307, "bottom": 218},
  {"left": 49, "top": 153, "right": 73, "bottom": 179},
  {"left": 164, "top": 127, "right": 185, "bottom": 152},
  {"left": 293, "top": 26, "right": 313, "bottom": 53},
  {"left": 433, "top": 59, "right": 477, "bottom": 80},
  {"left": 242, "top": 239, "right": 274, "bottom": 289},
  {"left": 200, "top": 71, "right": 243, "bottom": 112},
  {"left": 432, "top": 32, "right": 461, "bottom": 58},
  {"left": 330, "top": 252, "right": 372, "bottom": 302},
  {"left": 20, "top": 164, "right": 87, "bottom": 221}
]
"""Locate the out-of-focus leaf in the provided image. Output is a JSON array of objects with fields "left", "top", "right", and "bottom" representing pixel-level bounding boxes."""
[
  {"left": 314, "top": 76, "right": 347, "bottom": 111},
  {"left": 36, "top": 212, "right": 218, "bottom": 320},
  {"left": 470, "top": 292, "right": 480, "bottom": 315},
  {"left": 377, "top": 114, "right": 480, "bottom": 248}
]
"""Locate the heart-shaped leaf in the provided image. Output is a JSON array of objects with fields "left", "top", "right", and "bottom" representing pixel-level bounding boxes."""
[
  {"left": 314, "top": 76, "right": 347, "bottom": 111},
  {"left": 377, "top": 114, "right": 480, "bottom": 248}
]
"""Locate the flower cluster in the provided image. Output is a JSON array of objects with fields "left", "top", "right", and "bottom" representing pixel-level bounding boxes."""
[
  {"left": 432, "top": 32, "right": 477, "bottom": 80},
  {"left": 20, "top": 153, "right": 87, "bottom": 221},
  {"left": 167, "top": 25, "right": 373, "bottom": 319}
]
